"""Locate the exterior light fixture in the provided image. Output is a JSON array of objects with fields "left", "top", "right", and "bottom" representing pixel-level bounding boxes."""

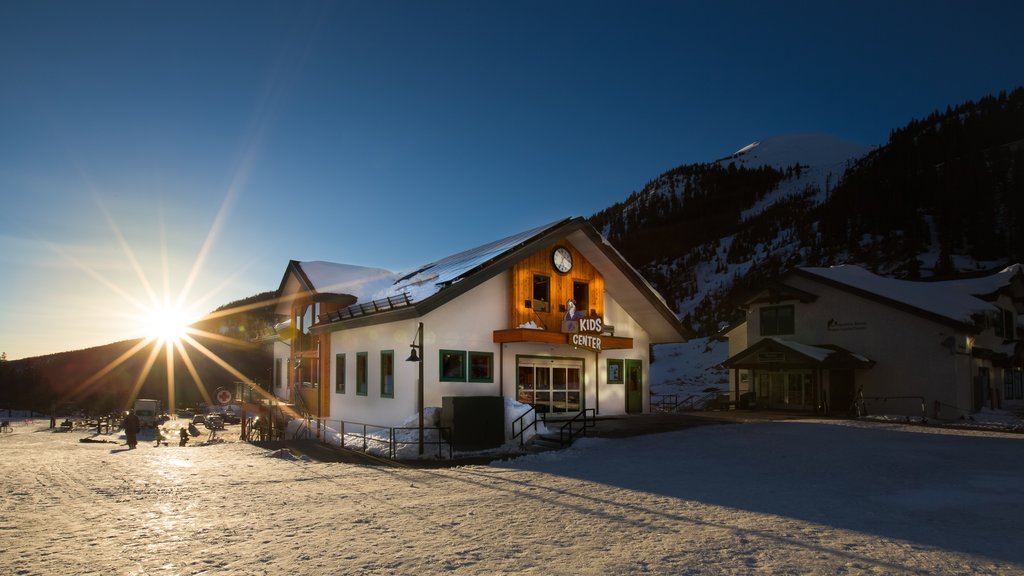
[{"left": 407, "top": 322, "right": 425, "bottom": 454}]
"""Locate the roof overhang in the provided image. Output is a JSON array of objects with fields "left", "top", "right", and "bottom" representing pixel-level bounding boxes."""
[{"left": 722, "top": 337, "right": 875, "bottom": 370}]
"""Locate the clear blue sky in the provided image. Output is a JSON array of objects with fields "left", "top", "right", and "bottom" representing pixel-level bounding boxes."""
[{"left": 2, "top": 0, "right": 1022, "bottom": 359}]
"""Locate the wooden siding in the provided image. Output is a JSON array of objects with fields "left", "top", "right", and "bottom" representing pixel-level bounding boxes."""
[{"left": 509, "top": 242, "right": 604, "bottom": 330}]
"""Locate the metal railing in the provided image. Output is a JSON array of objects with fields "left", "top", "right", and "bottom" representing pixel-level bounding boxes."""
[
  {"left": 651, "top": 394, "right": 680, "bottom": 412},
  {"left": 539, "top": 409, "right": 596, "bottom": 447},
  {"left": 389, "top": 426, "right": 452, "bottom": 460},
  {"left": 652, "top": 390, "right": 724, "bottom": 412},
  {"left": 511, "top": 405, "right": 539, "bottom": 447},
  {"left": 287, "top": 416, "right": 453, "bottom": 460}
]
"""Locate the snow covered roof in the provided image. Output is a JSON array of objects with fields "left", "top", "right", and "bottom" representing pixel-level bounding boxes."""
[
  {"left": 795, "top": 264, "right": 1023, "bottom": 327},
  {"left": 292, "top": 217, "right": 689, "bottom": 342},
  {"left": 374, "top": 218, "right": 571, "bottom": 303},
  {"left": 275, "top": 261, "right": 399, "bottom": 316},
  {"left": 722, "top": 336, "right": 873, "bottom": 369},
  {"left": 296, "top": 261, "right": 398, "bottom": 302}
]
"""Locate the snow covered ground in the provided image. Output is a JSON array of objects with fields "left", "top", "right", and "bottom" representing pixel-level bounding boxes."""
[{"left": 2, "top": 413, "right": 1023, "bottom": 575}]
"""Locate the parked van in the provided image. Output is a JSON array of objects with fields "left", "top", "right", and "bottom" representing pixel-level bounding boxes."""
[{"left": 133, "top": 399, "right": 161, "bottom": 428}]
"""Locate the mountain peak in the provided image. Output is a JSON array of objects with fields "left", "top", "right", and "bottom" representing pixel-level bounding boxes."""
[{"left": 721, "top": 133, "right": 873, "bottom": 171}]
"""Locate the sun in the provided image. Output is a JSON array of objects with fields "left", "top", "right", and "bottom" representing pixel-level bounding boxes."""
[{"left": 143, "top": 303, "right": 192, "bottom": 343}]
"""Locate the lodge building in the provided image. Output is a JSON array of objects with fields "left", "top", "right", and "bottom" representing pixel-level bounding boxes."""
[
  {"left": 269, "top": 217, "right": 690, "bottom": 433},
  {"left": 723, "top": 264, "right": 1024, "bottom": 419}
]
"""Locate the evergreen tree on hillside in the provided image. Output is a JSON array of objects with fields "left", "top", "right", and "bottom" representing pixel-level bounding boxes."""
[{"left": 591, "top": 87, "right": 1024, "bottom": 336}]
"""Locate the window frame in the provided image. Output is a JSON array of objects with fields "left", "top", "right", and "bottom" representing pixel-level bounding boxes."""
[{"left": 439, "top": 349, "right": 468, "bottom": 382}]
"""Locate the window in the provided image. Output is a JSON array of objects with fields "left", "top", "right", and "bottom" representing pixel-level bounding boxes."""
[
  {"left": 573, "top": 281, "right": 589, "bottom": 315},
  {"left": 335, "top": 353, "right": 346, "bottom": 394},
  {"left": 468, "top": 352, "right": 493, "bottom": 383},
  {"left": 995, "top": 309, "right": 1005, "bottom": 338},
  {"left": 356, "top": 352, "right": 368, "bottom": 396},
  {"left": 533, "top": 274, "right": 550, "bottom": 312},
  {"left": 380, "top": 350, "right": 394, "bottom": 398},
  {"left": 440, "top": 350, "right": 466, "bottom": 382},
  {"left": 274, "top": 358, "right": 283, "bottom": 389},
  {"left": 760, "top": 305, "right": 795, "bottom": 336},
  {"left": 1006, "top": 368, "right": 1023, "bottom": 401},
  {"left": 1004, "top": 308, "right": 1015, "bottom": 340}
]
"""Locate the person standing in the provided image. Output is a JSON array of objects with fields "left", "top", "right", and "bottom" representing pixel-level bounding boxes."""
[{"left": 122, "top": 410, "right": 140, "bottom": 449}]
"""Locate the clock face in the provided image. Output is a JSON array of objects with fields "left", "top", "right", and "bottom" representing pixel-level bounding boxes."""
[{"left": 553, "top": 247, "right": 573, "bottom": 273}]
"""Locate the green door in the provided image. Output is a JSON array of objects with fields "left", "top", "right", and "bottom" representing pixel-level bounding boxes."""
[{"left": 625, "top": 359, "right": 643, "bottom": 414}]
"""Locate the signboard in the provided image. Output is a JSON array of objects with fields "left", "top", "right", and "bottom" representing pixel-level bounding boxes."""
[
  {"left": 561, "top": 299, "right": 604, "bottom": 352},
  {"left": 757, "top": 351, "right": 785, "bottom": 363},
  {"left": 216, "top": 388, "right": 232, "bottom": 405},
  {"left": 827, "top": 318, "right": 867, "bottom": 331}
]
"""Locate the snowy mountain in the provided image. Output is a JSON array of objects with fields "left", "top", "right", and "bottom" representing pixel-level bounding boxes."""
[
  {"left": 720, "top": 133, "right": 872, "bottom": 219},
  {"left": 590, "top": 87, "right": 1024, "bottom": 335},
  {"left": 591, "top": 132, "right": 874, "bottom": 334}
]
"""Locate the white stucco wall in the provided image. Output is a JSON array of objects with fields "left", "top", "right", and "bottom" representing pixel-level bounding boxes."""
[{"left": 324, "top": 272, "right": 657, "bottom": 427}]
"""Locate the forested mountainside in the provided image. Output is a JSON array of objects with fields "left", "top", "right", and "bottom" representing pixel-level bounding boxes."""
[
  {"left": 0, "top": 291, "right": 279, "bottom": 414},
  {"left": 591, "top": 88, "right": 1024, "bottom": 335}
]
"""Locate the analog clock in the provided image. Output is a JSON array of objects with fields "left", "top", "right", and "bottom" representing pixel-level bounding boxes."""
[{"left": 552, "top": 247, "right": 573, "bottom": 273}]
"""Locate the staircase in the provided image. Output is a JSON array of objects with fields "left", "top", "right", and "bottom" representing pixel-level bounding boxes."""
[{"left": 516, "top": 409, "right": 596, "bottom": 452}]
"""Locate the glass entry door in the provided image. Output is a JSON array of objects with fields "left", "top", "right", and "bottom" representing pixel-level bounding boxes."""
[
  {"left": 757, "top": 371, "right": 815, "bottom": 410},
  {"left": 517, "top": 357, "right": 583, "bottom": 413}
]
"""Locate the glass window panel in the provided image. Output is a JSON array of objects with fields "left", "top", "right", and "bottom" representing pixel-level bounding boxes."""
[
  {"left": 356, "top": 352, "right": 368, "bottom": 396},
  {"left": 567, "top": 368, "right": 581, "bottom": 390},
  {"left": 380, "top": 351, "right": 394, "bottom": 398},
  {"left": 335, "top": 353, "right": 346, "bottom": 394},
  {"left": 533, "top": 275, "right": 550, "bottom": 303},
  {"left": 553, "top": 368, "right": 567, "bottom": 391},
  {"left": 469, "top": 352, "right": 493, "bottom": 382},
  {"left": 440, "top": 350, "right": 466, "bottom": 382}
]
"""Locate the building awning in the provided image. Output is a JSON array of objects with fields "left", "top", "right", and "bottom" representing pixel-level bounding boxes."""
[{"left": 722, "top": 337, "right": 874, "bottom": 370}]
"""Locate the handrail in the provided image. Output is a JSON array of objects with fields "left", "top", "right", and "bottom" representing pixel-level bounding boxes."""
[
  {"left": 511, "top": 405, "right": 538, "bottom": 447},
  {"left": 557, "top": 408, "right": 595, "bottom": 446},
  {"left": 324, "top": 417, "right": 454, "bottom": 460},
  {"left": 390, "top": 426, "right": 453, "bottom": 460},
  {"left": 651, "top": 394, "right": 679, "bottom": 412},
  {"left": 337, "top": 420, "right": 392, "bottom": 453}
]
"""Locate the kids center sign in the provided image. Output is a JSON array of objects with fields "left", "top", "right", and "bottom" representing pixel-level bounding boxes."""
[{"left": 564, "top": 313, "right": 604, "bottom": 353}]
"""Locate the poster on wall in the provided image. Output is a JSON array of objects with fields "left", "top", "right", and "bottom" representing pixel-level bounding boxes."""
[{"left": 607, "top": 359, "right": 623, "bottom": 384}]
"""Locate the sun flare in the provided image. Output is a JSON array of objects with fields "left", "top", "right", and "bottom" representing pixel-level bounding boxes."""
[{"left": 143, "top": 304, "right": 192, "bottom": 343}]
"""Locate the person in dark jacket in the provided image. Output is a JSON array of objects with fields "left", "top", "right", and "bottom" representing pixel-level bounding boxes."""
[{"left": 122, "top": 410, "right": 141, "bottom": 449}]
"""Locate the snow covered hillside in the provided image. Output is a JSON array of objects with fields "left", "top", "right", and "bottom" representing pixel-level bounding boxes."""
[
  {"left": 2, "top": 416, "right": 1023, "bottom": 575},
  {"left": 720, "top": 133, "right": 873, "bottom": 219}
]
